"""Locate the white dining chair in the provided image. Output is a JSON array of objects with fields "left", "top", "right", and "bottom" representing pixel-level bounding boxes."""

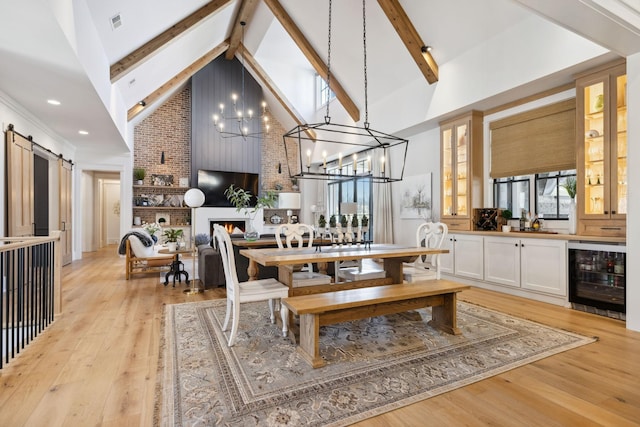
[
  {"left": 275, "top": 223, "right": 332, "bottom": 287},
  {"left": 403, "top": 222, "right": 448, "bottom": 282},
  {"left": 213, "top": 224, "right": 289, "bottom": 347}
]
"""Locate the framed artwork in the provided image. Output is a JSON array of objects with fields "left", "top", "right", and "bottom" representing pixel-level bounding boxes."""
[
  {"left": 400, "top": 173, "right": 432, "bottom": 220},
  {"left": 151, "top": 174, "right": 174, "bottom": 186},
  {"left": 155, "top": 213, "right": 171, "bottom": 226}
]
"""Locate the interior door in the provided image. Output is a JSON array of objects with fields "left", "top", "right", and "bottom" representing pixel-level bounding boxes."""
[
  {"left": 6, "top": 129, "right": 34, "bottom": 236},
  {"left": 59, "top": 159, "right": 73, "bottom": 265}
]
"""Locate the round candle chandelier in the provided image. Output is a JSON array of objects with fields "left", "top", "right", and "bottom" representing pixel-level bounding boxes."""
[{"left": 212, "top": 21, "right": 270, "bottom": 140}]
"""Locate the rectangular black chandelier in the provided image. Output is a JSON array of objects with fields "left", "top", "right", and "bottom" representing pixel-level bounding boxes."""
[{"left": 283, "top": 121, "right": 408, "bottom": 183}]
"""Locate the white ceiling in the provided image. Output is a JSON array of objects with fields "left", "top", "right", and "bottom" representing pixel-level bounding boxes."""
[{"left": 1, "top": 0, "right": 639, "bottom": 160}]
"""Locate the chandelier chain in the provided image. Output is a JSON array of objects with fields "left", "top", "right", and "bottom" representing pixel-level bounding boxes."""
[
  {"left": 241, "top": 21, "right": 246, "bottom": 125},
  {"left": 325, "top": 0, "right": 333, "bottom": 124},
  {"left": 362, "top": 0, "right": 369, "bottom": 128}
]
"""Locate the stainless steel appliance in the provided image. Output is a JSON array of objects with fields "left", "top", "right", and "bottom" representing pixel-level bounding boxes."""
[{"left": 568, "top": 241, "right": 626, "bottom": 320}]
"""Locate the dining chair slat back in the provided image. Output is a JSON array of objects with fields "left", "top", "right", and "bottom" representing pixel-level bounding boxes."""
[{"left": 213, "top": 224, "right": 290, "bottom": 346}]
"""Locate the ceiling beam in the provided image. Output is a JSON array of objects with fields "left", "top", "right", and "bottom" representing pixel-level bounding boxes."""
[
  {"left": 127, "top": 40, "right": 230, "bottom": 121},
  {"left": 238, "top": 44, "right": 316, "bottom": 141},
  {"left": 225, "top": 0, "right": 261, "bottom": 60},
  {"left": 111, "top": 0, "right": 233, "bottom": 83},
  {"left": 263, "top": 0, "right": 360, "bottom": 123},
  {"left": 377, "top": 0, "right": 438, "bottom": 84}
]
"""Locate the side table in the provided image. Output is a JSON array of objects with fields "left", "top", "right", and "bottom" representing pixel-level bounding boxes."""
[{"left": 158, "top": 248, "right": 192, "bottom": 286}]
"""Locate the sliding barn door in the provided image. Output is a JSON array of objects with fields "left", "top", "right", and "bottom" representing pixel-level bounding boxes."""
[
  {"left": 59, "top": 159, "right": 73, "bottom": 265},
  {"left": 6, "top": 129, "right": 34, "bottom": 237}
]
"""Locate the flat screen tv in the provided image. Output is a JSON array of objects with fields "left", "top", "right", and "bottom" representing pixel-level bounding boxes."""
[{"left": 197, "top": 169, "right": 260, "bottom": 207}]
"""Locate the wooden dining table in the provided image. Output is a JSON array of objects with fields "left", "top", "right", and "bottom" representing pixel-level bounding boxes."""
[{"left": 239, "top": 243, "right": 448, "bottom": 296}]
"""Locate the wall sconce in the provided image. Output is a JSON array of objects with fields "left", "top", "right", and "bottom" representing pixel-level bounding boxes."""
[{"left": 160, "top": 151, "right": 165, "bottom": 164}]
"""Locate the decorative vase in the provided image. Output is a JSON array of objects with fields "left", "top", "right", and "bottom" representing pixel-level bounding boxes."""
[
  {"left": 244, "top": 222, "right": 260, "bottom": 241},
  {"left": 167, "top": 242, "right": 177, "bottom": 252},
  {"left": 151, "top": 234, "right": 158, "bottom": 244},
  {"left": 593, "top": 94, "right": 604, "bottom": 112},
  {"left": 568, "top": 198, "right": 577, "bottom": 235}
]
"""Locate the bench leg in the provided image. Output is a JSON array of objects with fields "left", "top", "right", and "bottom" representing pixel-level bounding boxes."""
[
  {"left": 297, "top": 313, "right": 325, "bottom": 368},
  {"left": 428, "top": 292, "right": 462, "bottom": 335}
]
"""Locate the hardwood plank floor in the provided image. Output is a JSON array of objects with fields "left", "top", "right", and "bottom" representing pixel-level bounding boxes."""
[{"left": 0, "top": 245, "right": 638, "bottom": 426}]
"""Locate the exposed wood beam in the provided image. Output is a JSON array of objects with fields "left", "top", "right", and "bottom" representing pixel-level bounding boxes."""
[
  {"left": 263, "top": 0, "right": 360, "bottom": 123},
  {"left": 127, "top": 41, "right": 230, "bottom": 121},
  {"left": 238, "top": 44, "right": 316, "bottom": 141},
  {"left": 377, "top": 0, "right": 438, "bottom": 84},
  {"left": 111, "top": 0, "right": 233, "bottom": 83},
  {"left": 225, "top": 0, "right": 261, "bottom": 60}
]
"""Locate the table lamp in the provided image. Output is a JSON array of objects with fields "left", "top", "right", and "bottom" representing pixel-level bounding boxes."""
[
  {"left": 184, "top": 188, "right": 205, "bottom": 294},
  {"left": 278, "top": 192, "right": 301, "bottom": 223}
]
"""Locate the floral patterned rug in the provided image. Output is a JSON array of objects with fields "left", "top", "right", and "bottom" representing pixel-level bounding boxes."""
[{"left": 157, "top": 299, "right": 595, "bottom": 426}]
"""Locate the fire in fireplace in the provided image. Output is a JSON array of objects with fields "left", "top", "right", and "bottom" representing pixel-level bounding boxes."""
[{"left": 210, "top": 220, "right": 247, "bottom": 238}]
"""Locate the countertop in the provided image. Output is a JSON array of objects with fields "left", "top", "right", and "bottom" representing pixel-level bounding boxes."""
[{"left": 451, "top": 230, "right": 626, "bottom": 244}]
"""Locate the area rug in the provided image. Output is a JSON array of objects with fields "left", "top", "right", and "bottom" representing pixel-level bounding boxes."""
[{"left": 157, "top": 299, "right": 595, "bottom": 426}]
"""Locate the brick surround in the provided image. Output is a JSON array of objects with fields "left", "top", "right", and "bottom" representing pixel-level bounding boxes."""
[{"left": 133, "top": 82, "right": 299, "bottom": 225}]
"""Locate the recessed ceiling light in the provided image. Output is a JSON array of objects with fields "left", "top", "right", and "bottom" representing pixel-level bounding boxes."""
[
  {"left": 78, "top": 130, "right": 89, "bottom": 135},
  {"left": 47, "top": 99, "right": 61, "bottom": 106}
]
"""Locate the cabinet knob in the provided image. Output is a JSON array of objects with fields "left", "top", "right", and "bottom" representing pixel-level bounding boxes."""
[
  {"left": 515, "top": 243, "right": 518, "bottom": 247},
  {"left": 521, "top": 243, "right": 524, "bottom": 247},
  {"left": 604, "top": 210, "right": 608, "bottom": 214},
  {"left": 611, "top": 210, "right": 616, "bottom": 214}
]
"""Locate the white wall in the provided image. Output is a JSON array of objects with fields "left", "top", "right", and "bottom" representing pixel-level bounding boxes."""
[
  {"left": 625, "top": 53, "right": 639, "bottom": 331},
  {"left": 391, "top": 127, "right": 441, "bottom": 246}
]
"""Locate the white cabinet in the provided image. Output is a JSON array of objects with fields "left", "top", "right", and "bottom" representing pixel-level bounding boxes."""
[
  {"left": 484, "top": 236, "right": 520, "bottom": 288},
  {"left": 484, "top": 236, "right": 567, "bottom": 296},
  {"left": 441, "top": 234, "right": 484, "bottom": 280},
  {"left": 521, "top": 239, "right": 567, "bottom": 296}
]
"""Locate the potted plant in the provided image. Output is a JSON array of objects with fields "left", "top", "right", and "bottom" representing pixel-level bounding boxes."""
[
  {"left": 224, "top": 184, "right": 277, "bottom": 241},
  {"left": 163, "top": 228, "right": 184, "bottom": 251},
  {"left": 351, "top": 213, "right": 359, "bottom": 228},
  {"left": 561, "top": 176, "right": 577, "bottom": 199},
  {"left": 340, "top": 214, "right": 348, "bottom": 228},
  {"left": 500, "top": 209, "right": 512, "bottom": 232},
  {"left": 318, "top": 214, "right": 327, "bottom": 229},
  {"left": 143, "top": 222, "right": 161, "bottom": 243},
  {"left": 291, "top": 177, "right": 299, "bottom": 191},
  {"left": 561, "top": 177, "right": 577, "bottom": 234},
  {"left": 133, "top": 167, "right": 146, "bottom": 185},
  {"left": 361, "top": 214, "right": 369, "bottom": 231}
]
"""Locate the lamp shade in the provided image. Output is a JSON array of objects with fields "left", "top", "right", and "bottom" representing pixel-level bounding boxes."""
[
  {"left": 340, "top": 202, "right": 358, "bottom": 215},
  {"left": 184, "top": 188, "right": 205, "bottom": 208},
  {"left": 278, "top": 192, "right": 301, "bottom": 209}
]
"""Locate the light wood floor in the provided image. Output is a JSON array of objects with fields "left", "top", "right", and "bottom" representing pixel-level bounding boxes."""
[{"left": 0, "top": 246, "right": 638, "bottom": 426}]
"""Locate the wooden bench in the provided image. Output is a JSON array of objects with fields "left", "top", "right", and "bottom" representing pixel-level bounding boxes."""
[{"left": 281, "top": 279, "right": 470, "bottom": 368}]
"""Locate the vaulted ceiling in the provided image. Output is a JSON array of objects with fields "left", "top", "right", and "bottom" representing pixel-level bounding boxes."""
[{"left": 1, "top": 0, "right": 639, "bottom": 160}]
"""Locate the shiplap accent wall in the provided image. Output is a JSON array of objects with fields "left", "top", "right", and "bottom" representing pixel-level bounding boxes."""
[{"left": 191, "top": 56, "right": 264, "bottom": 186}]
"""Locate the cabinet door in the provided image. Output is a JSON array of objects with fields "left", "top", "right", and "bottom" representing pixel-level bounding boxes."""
[
  {"left": 611, "top": 72, "right": 627, "bottom": 218},
  {"left": 484, "top": 236, "right": 520, "bottom": 287},
  {"left": 441, "top": 126, "right": 455, "bottom": 218},
  {"left": 576, "top": 62, "right": 626, "bottom": 237},
  {"left": 440, "top": 234, "right": 455, "bottom": 275},
  {"left": 520, "top": 239, "right": 567, "bottom": 296},
  {"left": 454, "top": 234, "right": 483, "bottom": 280}
]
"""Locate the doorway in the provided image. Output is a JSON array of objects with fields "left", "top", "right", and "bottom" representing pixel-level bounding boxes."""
[{"left": 33, "top": 154, "right": 49, "bottom": 236}]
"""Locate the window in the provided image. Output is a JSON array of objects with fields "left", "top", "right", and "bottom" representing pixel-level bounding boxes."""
[
  {"left": 316, "top": 74, "right": 336, "bottom": 109},
  {"left": 493, "top": 176, "right": 530, "bottom": 218},
  {"left": 535, "top": 170, "right": 576, "bottom": 220},
  {"left": 493, "top": 170, "right": 576, "bottom": 220},
  {"left": 327, "top": 159, "right": 373, "bottom": 229}
]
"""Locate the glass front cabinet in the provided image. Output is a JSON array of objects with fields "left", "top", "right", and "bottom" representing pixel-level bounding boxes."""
[
  {"left": 440, "top": 111, "right": 483, "bottom": 231},
  {"left": 576, "top": 60, "right": 626, "bottom": 237}
]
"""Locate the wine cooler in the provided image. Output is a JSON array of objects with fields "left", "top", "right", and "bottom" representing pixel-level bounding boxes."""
[{"left": 568, "top": 241, "right": 626, "bottom": 320}]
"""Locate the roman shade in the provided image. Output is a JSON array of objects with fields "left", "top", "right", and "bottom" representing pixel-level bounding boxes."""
[{"left": 490, "top": 99, "right": 576, "bottom": 178}]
